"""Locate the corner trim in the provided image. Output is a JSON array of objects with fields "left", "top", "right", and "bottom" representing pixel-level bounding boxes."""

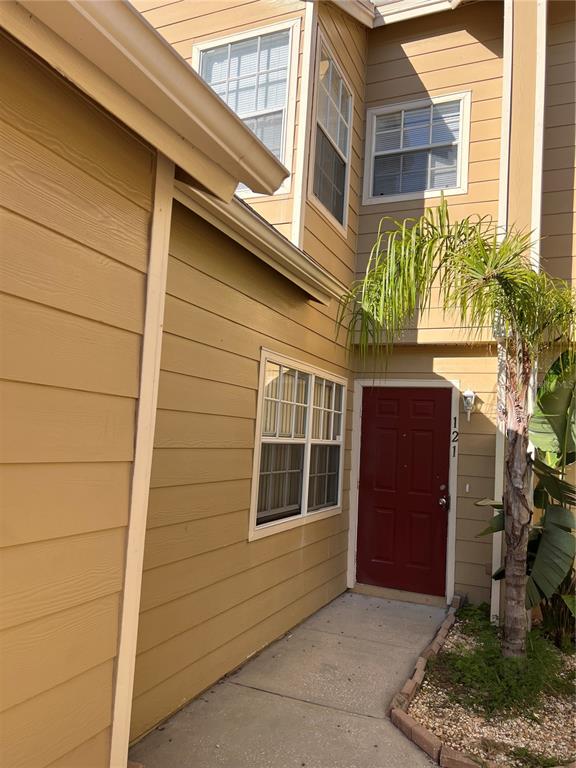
[
  {"left": 174, "top": 182, "right": 346, "bottom": 305},
  {"left": 109, "top": 154, "right": 174, "bottom": 768}
]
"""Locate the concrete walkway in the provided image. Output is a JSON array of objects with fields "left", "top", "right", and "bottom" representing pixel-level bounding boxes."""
[{"left": 130, "top": 592, "right": 445, "bottom": 768}]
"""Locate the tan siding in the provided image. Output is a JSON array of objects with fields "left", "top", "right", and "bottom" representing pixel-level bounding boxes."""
[
  {"left": 541, "top": 0, "right": 575, "bottom": 284},
  {"left": 0, "top": 34, "right": 154, "bottom": 768},
  {"left": 358, "top": 2, "right": 503, "bottom": 339},
  {"left": 132, "top": 202, "right": 351, "bottom": 740},
  {"left": 355, "top": 345, "right": 498, "bottom": 605},
  {"left": 135, "top": 0, "right": 307, "bottom": 232},
  {"left": 302, "top": 3, "right": 367, "bottom": 278}
]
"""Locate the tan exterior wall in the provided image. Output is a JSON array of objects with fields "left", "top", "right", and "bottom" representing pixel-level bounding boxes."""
[
  {"left": 541, "top": 0, "right": 575, "bottom": 285},
  {"left": 132, "top": 0, "right": 307, "bottom": 237},
  {"left": 358, "top": 2, "right": 503, "bottom": 342},
  {"left": 131, "top": 201, "right": 352, "bottom": 740},
  {"left": 0, "top": 34, "right": 155, "bottom": 768},
  {"left": 302, "top": 2, "right": 367, "bottom": 284},
  {"left": 354, "top": 345, "right": 498, "bottom": 605}
]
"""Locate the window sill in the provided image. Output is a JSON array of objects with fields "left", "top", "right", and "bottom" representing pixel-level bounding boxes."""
[
  {"left": 248, "top": 504, "right": 342, "bottom": 541},
  {"left": 362, "top": 185, "right": 468, "bottom": 207}
]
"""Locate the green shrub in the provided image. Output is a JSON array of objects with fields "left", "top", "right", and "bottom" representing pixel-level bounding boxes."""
[{"left": 428, "top": 604, "right": 574, "bottom": 717}]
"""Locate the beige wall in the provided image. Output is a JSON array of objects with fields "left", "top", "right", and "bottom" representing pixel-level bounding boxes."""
[
  {"left": 0, "top": 34, "right": 155, "bottom": 768},
  {"left": 302, "top": 2, "right": 367, "bottom": 285},
  {"left": 541, "top": 0, "right": 575, "bottom": 285},
  {"left": 131, "top": 201, "right": 352, "bottom": 740},
  {"left": 358, "top": 2, "right": 503, "bottom": 341},
  {"left": 354, "top": 345, "right": 498, "bottom": 605},
  {"left": 132, "top": 0, "right": 306, "bottom": 237}
]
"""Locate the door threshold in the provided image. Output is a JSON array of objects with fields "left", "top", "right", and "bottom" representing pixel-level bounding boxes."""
[{"left": 352, "top": 583, "right": 448, "bottom": 608}]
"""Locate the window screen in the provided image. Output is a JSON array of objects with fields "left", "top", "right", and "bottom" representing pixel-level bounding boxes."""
[
  {"left": 371, "top": 99, "right": 462, "bottom": 197},
  {"left": 200, "top": 30, "right": 291, "bottom": 162},
  {"left": 256, "top": 360, "right": 345, "bottom": 527},
  {"left": 313, "top": 45, "right": 352, "bottom": 224}
]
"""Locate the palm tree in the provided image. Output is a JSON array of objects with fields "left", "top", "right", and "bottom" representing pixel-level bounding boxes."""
[{"left": 338, "top": 200, "right": 575, "bottom": 658}]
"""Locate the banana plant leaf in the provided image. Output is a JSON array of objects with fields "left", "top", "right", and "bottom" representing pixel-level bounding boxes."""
[
  {"left": 525, "top": 504, "right": 576, "bottom": 609},
  {"left": 530, "top": 351, "right": 576, "bottom": 460},
  {"left": 533, "top": 458, "right": 576, "bottom": 506},
  {"left": 477, "top": 510, "right": 504, "bottom": 536},
  {"left": 561, "top": 594, "right": 576, "bottom": 617}
]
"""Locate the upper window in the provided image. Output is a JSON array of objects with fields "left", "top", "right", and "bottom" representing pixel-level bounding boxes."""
[
  {"left": 198, "top": 28, "right": 293, "bottom": 165},
  {"left": 312, "top": 42, "right": 352, "bottom": 227},
  {"left": 363, "top": 92, "right": 471, "bottom": 205},
  {"left": 250, "top": 352, "right": 346, "bottom": 537}
]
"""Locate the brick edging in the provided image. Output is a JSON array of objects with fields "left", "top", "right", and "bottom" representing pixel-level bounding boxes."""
[{"left": 388, "top": 594, "right": 573, "bottom": 768}]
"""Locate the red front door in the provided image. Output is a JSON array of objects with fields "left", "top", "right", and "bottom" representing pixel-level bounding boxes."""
[{"left": 357, "top": 387, "right": 451, "bottom": 596}]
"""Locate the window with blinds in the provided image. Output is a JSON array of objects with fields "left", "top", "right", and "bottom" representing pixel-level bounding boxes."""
[
  {"left": 199, "top": 29, "right": 291, "bottom": 163},
  {"left": 364, "top": 94, "right": 470, "bottom": 203},
  {"left": 254, "top": 354, "right": 345, "bottom": 530},
  {"left": 313, "top": 44, "right": 352, "bottom": 226}
]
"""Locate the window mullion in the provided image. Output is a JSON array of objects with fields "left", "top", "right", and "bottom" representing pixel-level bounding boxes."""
[{"left": 301, "top": 373, "right": 314, "bottom": 517}]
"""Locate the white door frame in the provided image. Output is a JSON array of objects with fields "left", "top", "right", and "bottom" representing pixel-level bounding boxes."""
[{"left": 348, "top": 379, "right": 460, "bottom": 604}]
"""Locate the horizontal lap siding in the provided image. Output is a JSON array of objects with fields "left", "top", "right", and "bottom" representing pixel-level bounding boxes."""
[
  {"left": 355, "top": 345, "right": 498, "bottom": 605},
  {"left": 0, "top": 35, "right": 154, "bottom": 768},
  {"left": 302, "top": 4, "right": 367, "bottom": 279},
  {"left": 131, "top": 202, "right": 351, "bottom": 740},
  {"left": 541, "top": 0, "right": 575, "bottom": 285},
  {"left": 358, "top": 3, "right": 503, "bottom": 340},
  {"left": 136, "top": 0, "right": 306, "bottom": 231}
]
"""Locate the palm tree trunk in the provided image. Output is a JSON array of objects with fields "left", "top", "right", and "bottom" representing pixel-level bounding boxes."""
[{"left": 502, "top": 346, "right": 532, "bottom": 658}]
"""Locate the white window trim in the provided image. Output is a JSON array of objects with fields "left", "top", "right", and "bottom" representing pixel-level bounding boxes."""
[
  {"left": 362, "top": 91, "right": 471, "bottom": 206},
  {"left": 307, "top": 29, "right": 354, "bottom": 237},
  {"left": 249, "top": 348, "right": 347, "bottom": 541},
  {"left": 192, "top": 19, "right": 301, "bottom": 198}
]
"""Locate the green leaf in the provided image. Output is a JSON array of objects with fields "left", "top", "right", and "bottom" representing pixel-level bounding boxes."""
[
  {"left": 530, "top": 351, "right": 576, "bottom": 461},
  {"left": 477, "top": 511, "right": 504, "bottom": 536},
  {"left": 544, "top": 504, "right": 576, "bottom": 531},
  {"left": 533, "top": 459, "right": 576, "bottom": 506},
  {"left": 475, "top": 498, "right": 504, "bottom": 508},
  {"left": 526, "top": 518, "right": 576, "bottom": 607},
  {"left": 561, "top": 593, "right": 576, "bottom": 617}
]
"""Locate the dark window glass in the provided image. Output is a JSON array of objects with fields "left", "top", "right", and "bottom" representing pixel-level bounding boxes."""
[{"left": 313, "top": 127, "right": 346, "bottom": 223}]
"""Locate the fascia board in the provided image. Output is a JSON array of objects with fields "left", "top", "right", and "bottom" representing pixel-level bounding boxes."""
[
  {"left": 174, "top": 181, "right": 347, "bottom": 306},
  {"left": 16, "top": 0, "right": 288, "bottom": 197}
]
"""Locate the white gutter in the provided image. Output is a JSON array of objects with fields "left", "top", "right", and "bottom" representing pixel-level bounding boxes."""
[
  {"left": 15, "top": 0, "right": 288, "bottom": 198},
  {"left": 174, "top": 182, "right": 346, "bottom": 306}
]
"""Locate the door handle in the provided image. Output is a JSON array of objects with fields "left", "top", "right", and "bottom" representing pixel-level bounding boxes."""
[{"left": 439, "top": 495, "right": 450, "bottom": 510}]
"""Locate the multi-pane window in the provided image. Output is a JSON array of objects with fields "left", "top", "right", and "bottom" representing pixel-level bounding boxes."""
[
  {"left": 255, "top": 357, "right": 345, "bottom": 528},
  {"left": 199, "top": 30, "right": 291, "bottom": 162},
  {"left": 313, "top": 44, "right": 352, "bottom": 225},
  {"left": 366, "top": 94, "right": 469, "bottom": 201}
]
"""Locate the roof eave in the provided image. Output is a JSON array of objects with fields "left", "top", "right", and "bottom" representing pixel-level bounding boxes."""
[{"left": 14, "top": 0, "right": 288, "bottom": 198}]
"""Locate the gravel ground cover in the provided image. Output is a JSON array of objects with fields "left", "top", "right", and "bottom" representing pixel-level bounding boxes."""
[{"left": 408, "top": 613, "right": 576, "bottom": 768}]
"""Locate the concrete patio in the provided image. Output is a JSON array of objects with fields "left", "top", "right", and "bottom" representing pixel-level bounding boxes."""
[{"left": 130, "top": 592, "right": 445, "bottom": 768}]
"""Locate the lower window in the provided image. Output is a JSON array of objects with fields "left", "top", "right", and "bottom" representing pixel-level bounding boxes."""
[{"left": 253, "top": 352, "right": 346, "bottom": 531}]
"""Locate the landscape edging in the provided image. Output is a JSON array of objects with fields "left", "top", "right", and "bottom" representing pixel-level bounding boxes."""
[{"left": 388, "top": 593, "right": 573, "bottom": 768}]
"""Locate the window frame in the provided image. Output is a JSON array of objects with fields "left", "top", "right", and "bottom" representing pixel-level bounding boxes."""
[
  {"left": 191, "top": 19, "right": 301, "bottom": 198},
  {"left": 308, "top": 30, "right": 354, "bottom": 236},
  {"left": 249, "top": 349, "right": 347, "bottom": 541},
  {"left": 362, "top": 91, "right": 471, "bottom": 206}
]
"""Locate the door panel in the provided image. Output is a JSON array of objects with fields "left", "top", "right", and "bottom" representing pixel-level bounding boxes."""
[{"left": 356, "top": 387, "right": 451, "bottom": 596}]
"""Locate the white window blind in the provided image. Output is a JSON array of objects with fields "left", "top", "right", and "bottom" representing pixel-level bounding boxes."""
[
  {"left": 256, "top": 358, "right": 345, "bottom": 527},
  {"left": 313, "top": 45, "right": 352, "bottom": 224},
  {"left": 371, "top": 99, "right": 463, "bottom": 198},
  {"left": 200, "top": 30, "right": 290, "bottom": 161}
]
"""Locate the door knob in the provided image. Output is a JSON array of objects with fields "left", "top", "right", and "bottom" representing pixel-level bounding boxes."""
[{"left": 439, "top": 495, "right": 449, "bottom": 509}]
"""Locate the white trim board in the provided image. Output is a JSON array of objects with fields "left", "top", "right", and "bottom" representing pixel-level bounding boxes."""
[
  {"left": 191, "top": 18, "right": 301, "bottom": 198},
  {"left": 348, "top": 379, "right": 460, "bottom": 606},
  {"left": 109, "top": 154, "right": 174, "bottom": 767}
]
